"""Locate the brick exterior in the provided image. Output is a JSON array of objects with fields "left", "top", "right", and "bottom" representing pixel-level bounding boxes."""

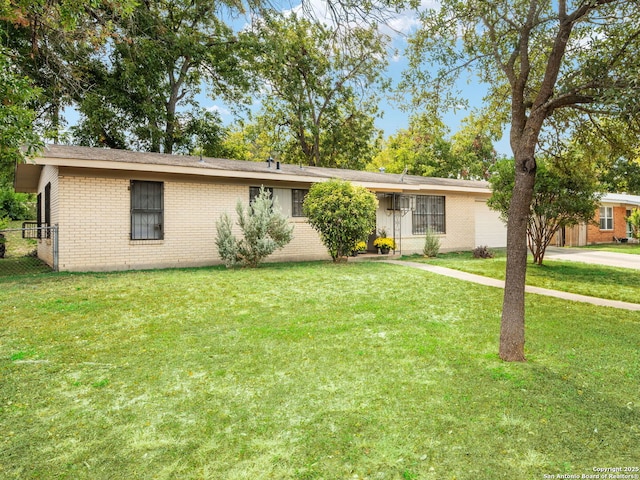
[
  {"left": 555, "top": 203, "right": 637, "bottom": 246},
  {"left": 34, "top": 168, "right": 495, "bottom": 271},
  {"left": 586, "top": 205, "right": 629, "bottom": 244}
]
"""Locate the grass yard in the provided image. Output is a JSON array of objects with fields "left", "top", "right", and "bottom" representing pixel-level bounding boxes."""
[
  {"left": 579, "top": 243, "right": 640, "bottom": 255},
  {"left": 1, "top": 262, "right": 639, "bottom": 479},
  {"left": 410, "top": 251, "right": 640, "bottom": 304}
]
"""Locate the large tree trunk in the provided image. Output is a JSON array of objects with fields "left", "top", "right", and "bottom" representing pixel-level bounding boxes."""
[{"left": 500, "top": 151, "right": 537, "bottom": 362}]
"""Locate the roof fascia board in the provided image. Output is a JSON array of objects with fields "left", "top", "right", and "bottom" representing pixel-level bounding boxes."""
[
  {"left": 32, "top": 156, "right": 321, "bottom": 184},
  {"left": 355, "top": 183, "right": 491, "bottom": 194}
]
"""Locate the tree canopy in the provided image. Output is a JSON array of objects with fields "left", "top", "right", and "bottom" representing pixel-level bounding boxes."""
[
  {"left": 405, "top": 0, "right": 640, "bottom": 361},
  {"left": 71, "top": 0, "right": 257, "bottom": 154},
  {"left": 368, "top": 112, "right": 501, "bottom": 179},
  {"left": 246, "top": 12, "right": 388, "bottom": 168},
  {"left": 0, "top": 48, "right": 42, "bottom": 186},
  {"left": 488, "top": 156, "right": 600, "bottom": 265}
]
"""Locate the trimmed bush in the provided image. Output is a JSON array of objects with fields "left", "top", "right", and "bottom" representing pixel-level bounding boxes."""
[{"left": 303, "top": 179, "right": 377, "bottom": 262}]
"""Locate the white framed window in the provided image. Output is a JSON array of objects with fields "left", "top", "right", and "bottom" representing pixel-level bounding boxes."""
[{"left": 599, "top": 206, "right": 613, "bottom": 230}]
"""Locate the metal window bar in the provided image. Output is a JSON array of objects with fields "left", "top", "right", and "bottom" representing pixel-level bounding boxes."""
[
  {"left": 131, "top": 181, "right": 164, "bottom": 240},
  {"left": 44, "top": 183, "right": 51, "bottom": 239},
  {"left": 21, "top": 221, "right": 39, "bottom": 239},
  {"left": 249, "top": 186, "right": 274, "bottom": 204},
  {"left": 36, "top": 193, "right": 42, "bottom": 239},
  {"left": 291, "top": 189, "right": 308, "bottom": 217},
  {"left": 413, "top": 195, "right": 446, "bottom": 234}
]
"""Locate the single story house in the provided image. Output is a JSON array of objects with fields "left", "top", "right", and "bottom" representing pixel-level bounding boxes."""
[
  {"left": 556, "top": 193, "right": 640, "bottom": 247},
  {"left": 14, "top": 145, "right": 507, "bottom": 271}
]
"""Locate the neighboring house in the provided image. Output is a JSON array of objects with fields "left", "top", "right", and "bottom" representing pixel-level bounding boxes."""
[
  {"left": 556, "top": 193, "right": 640, "bottom": 246},
  {"left": 14, "top": 145, "right": 506, "bottom": 272}
]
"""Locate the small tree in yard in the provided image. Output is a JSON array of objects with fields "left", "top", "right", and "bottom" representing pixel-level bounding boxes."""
[
  {"left": 489, "top": 158, "right": 600, "bottom": 265},
  {"left": 626, "top": 209, "right": 640, "bottom": 240},
  {"left": 303, "top": 179, "right": 377, "bottom": 262},
  {"left": 215, "top": 187, "right": 293, "bottom": 268}
]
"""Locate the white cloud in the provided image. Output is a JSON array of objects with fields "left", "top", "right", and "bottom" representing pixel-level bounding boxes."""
[
  {"left": 205, "top": 105, "right": 231, "bottom": 116},
  {"left": 282, "top": 0, "right": 438, "bottom": 40}
]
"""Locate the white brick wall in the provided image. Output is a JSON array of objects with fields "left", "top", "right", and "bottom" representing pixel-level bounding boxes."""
[
  {"left": 54, "top": 175, "right": 330, "bottom": 271},
  {"left": 47, "top": 170, "right": 490, "bottom": 271}
]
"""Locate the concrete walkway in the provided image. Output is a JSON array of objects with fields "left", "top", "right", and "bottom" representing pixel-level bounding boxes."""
[
  {"left": 544, "top": 246, "right": 640, "bottom": 270},
  {"left": 383, "top": 259, "right": 640, "bottom": 311}
]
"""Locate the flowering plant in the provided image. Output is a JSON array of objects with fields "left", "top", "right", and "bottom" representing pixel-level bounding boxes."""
[
  {"left": 354, "top": 241, "right": 367, "bottom": 252},
  {"left": 373, "top": 236, "right": 396, "bottom": 250}
]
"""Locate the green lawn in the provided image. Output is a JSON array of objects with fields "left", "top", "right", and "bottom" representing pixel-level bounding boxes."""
[
  {"left": 409, "top": 251, "right": 640, "bottom": 304},
  {"left": 579, "top": 243, "right": 640, "bottom": 255},
  {"left": 1, "top": 262, "right": 639, "bottom": 479}
]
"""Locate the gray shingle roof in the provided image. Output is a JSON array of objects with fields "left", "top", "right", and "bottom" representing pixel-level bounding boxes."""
[{"left": 39, "top": 144, "right": 490, "bottom": 190}]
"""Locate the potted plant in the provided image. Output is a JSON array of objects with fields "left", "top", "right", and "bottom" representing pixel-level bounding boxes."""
[
  {"left": 354, "top": 241, "right": 367, "bottom": 255},
  {"left": 374, "top": 228, "right": 396, "bottom": 254}
]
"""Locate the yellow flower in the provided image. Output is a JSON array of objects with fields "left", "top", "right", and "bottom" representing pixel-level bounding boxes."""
[{"left": 373, "top": 237, "right": 396, "bottom": 249}]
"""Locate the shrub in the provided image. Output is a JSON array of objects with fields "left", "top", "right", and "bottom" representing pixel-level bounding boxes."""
[
  {"left": 626, "top": 208, "right": 640, "bottom": 240},
  {"left": 423, "top": 229, "right": 441, "bottom": 257},
  {"left": 0, "top": 189, "right": 35, "bottom": 220},
  {"left": 473, "top": 245, "right": 495, "bottom": 259},
  {"left": 215, "top": 187, "right": 294, "bottom": 268},
  {"left": 303, "top": 179, "right": 377, "bottom": 262}
]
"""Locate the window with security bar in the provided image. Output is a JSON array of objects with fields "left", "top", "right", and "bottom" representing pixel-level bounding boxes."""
[
  {"left": 249, "top": 186, "right": 274, "bottom": 205},
  {"left": 412, "top": 195, "right": 446, "bottom": 234},
  {"left": 291, "top": 189, "right": 309, "bottom": 217},
  {"left": 131, "top": 181, "right": 164, "bottom": 240},
  {"left": 44, "top": 182, "right": 51, "bottom": 238}
]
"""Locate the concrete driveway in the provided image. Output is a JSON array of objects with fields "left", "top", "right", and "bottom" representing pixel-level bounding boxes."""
[{"left": 544, "top": 246, "right": 640, "bottom": 270}]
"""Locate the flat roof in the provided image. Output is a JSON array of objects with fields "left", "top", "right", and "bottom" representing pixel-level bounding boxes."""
[{"left": 16, "top": 144, "right": 492, "bottom": 194}]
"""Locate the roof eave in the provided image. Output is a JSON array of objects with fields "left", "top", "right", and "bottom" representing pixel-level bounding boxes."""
[{"left": 14, "top": 163, "right": 42, "bottom": 193}]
